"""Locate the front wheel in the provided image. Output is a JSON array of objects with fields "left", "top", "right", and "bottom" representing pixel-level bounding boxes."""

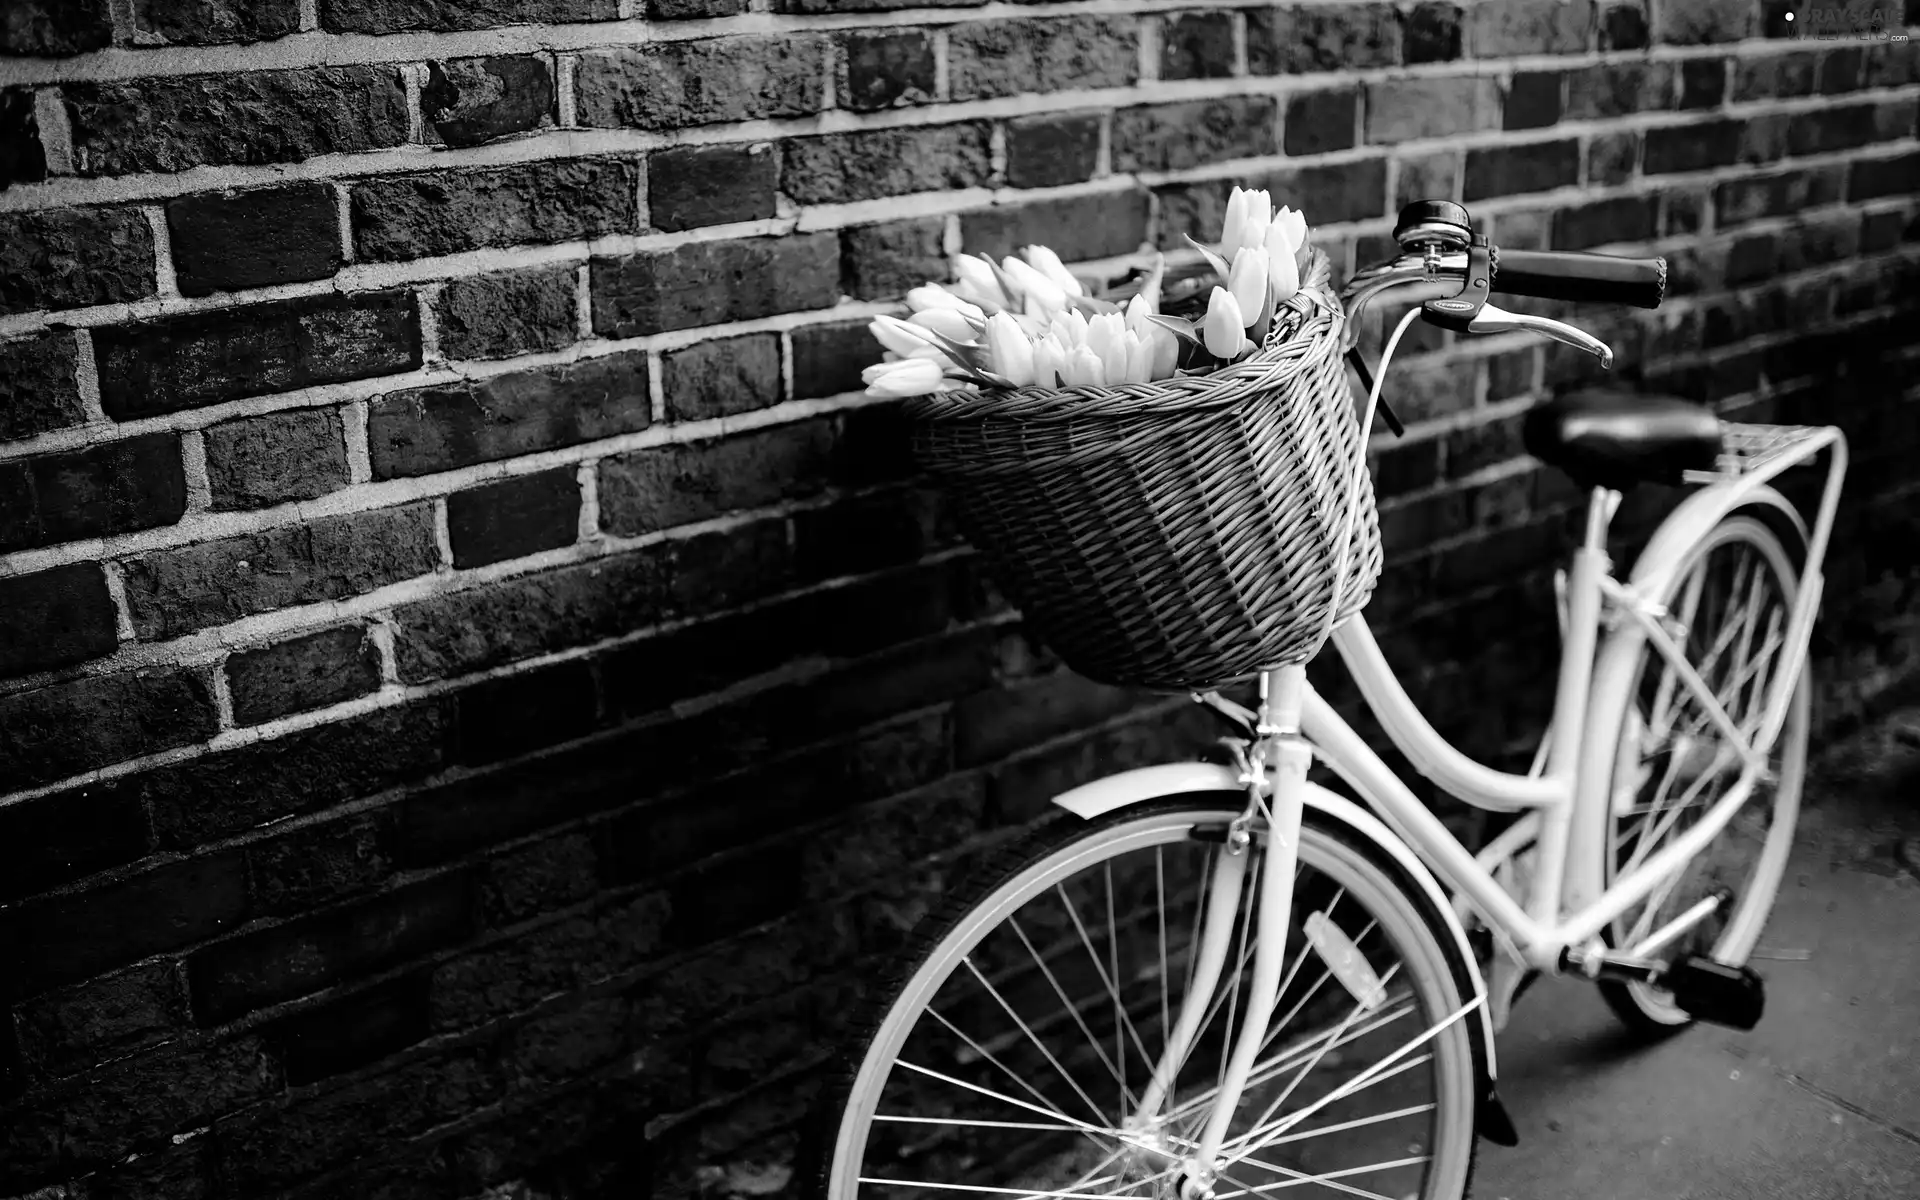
[
  {"left": 1589, "top": 512, "right": 1810, "bottom": 1034},
  {"left": 809, "top": 797, "right": 1480, "bottom": 1200}
]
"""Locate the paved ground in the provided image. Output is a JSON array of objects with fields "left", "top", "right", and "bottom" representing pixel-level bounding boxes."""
[{"left": 1474, "top": 712, "right": 1920, "bottom": 1200}]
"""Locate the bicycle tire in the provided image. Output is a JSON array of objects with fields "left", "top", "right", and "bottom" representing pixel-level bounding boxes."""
[
  {"left": 803, "top": 795, "right": 1481, "bottom": 1200},
  {"left": 1585, "top": 510, "right": 1811, "bottom": 1035}
]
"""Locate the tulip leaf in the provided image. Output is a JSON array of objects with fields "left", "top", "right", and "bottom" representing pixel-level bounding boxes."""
[
  {"left": 1181, "top": 233, "right": 1234, "bottom": 280},
  {"left": 1063, "top": 293, "right": 1125, "bottom": 317},
  {"left": 978, "top": 255, "right": 1026, "bottom": 307},
  {"left": 1144, "top": 314, "right": 1202, "bottom": 345}
]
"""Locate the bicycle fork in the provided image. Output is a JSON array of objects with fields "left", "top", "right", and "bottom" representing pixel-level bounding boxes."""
[{"left": 1128, "top": 666, "right": 1312, "bottom": 1198}]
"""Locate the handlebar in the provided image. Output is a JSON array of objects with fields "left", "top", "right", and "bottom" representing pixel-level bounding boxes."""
[{"left": 1492, "top": 248, "right": 1667, "bottom": 310}]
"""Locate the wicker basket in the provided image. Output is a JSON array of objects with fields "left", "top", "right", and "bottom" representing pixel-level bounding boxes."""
[{"left": 903, "top": 247, "right": 1382, "bottom": 692}]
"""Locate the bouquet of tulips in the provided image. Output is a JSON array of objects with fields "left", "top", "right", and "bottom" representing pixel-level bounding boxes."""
[{"left": 862, "top": 186, "right": 1314, "bottom": 399}]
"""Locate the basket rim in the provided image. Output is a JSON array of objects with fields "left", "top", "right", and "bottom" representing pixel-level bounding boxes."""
[{"left": 902, "top": 246, "right": 1346, "bottom": 423}]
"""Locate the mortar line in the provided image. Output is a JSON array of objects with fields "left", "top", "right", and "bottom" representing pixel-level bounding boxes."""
[
  {"left": 210, "top": 662, "right": 237, "bottom": 730},
  {"left": 554, "top": 52, "right": 577, "bottom": 128},
  {"left": 180, "top": 429, "right": 213, "bottom": 512},
  {"left": 145, "top": 205, "right": 181, "bottom": 298},
  {"left": 72, "top": 329, "right": 108, "bottom": 423},
  {"left": 335, "top": 182, "right": 355, "bottom": 264},
  {"left": 102, "top": 561, "right": 137, "bottom": 642},
  {"left": 575, "top": 459, "right": 601, "bottom": 542},
  {"left": 32, "top": 88, "right": 74, "bottom": 175},
  {"left": 343, "top": 399, "right": 373, "bottom": 485}
]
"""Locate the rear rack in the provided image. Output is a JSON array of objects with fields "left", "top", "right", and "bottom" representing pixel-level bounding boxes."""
[{"left": 1683, "top": 422, "right": 1831, "bottom": 484}]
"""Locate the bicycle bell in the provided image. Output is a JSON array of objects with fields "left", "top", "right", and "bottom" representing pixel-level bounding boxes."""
[{"left": 1393, "top": 199, "right": 1474, "bottom": 254}]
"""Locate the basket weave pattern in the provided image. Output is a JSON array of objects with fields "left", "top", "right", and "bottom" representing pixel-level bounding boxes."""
[{"left": 904, "top": 249, "right": 1383, "bottom": 692}]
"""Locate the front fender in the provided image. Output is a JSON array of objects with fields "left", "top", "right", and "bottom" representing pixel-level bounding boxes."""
[{"left": 1052, "top": 764, "right": 1518, "bottom": 1146}]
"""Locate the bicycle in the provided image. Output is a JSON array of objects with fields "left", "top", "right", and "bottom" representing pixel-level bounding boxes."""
[{"left": 809, "top": 200, "right": 1847, "bottom": 1200}]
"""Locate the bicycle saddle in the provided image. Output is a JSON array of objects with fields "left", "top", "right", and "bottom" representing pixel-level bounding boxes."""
[{"left": 1522, "top": 389, "right": 1724, "bottom": 491}]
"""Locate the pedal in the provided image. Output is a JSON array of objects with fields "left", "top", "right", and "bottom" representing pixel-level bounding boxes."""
[{"left": 1661, "top": 955, "right": 1766, "bottom": 1030}]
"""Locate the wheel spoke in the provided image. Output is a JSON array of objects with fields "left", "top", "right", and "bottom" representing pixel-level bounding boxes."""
[
  {"left": 958, "top": 959, "right": 1114, "bottom": 1128},
  {"left": 855, "top": 1173, "right": 1134, "bottom": 1200},
  {"left": 1213, "top": 1155, "right": 1430, "bottom": 1200},
  {"left": 1055, "top": 885, "right": 1159, "bottom": 1076},
  {"left": 1005, "top": 917, "right": 1141, "bottom": 1116},
  {"left": 1231, "top": 961, "right": 1405, "bottom": 1151}
]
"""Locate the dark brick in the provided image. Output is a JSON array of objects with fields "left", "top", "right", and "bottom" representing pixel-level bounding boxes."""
[
  {"left": 399, "top": 751, "right": 616, "bottom": 868},
  {"left": 60, "top": 1037, "right": 281, "bottom": 1172},
  {"left": 0, "top": 562, "right": 118, "bottom": 679},
  {"left": 791, "top": 319, "right": 875, "bottom": 402},
  {"left": 370, "top": 352, "right": 647, "bottom": 478},
  {"left": 269, "top": 974, "right": 430, "bottom": 1086},
  {"left": 1366, "top": 76, "right": 1500, "bottom": 144},
  {"left": 1642, "top": 119, "right": 1740, "bottom": 174},
  {"left": 1600, "top": 1, "right": 1649, "bottom": 48},
  {"left": 3, "top": 0, "right": 110, "bottom": 52},
  {"left": 1587, "top": 130, "right": 1639, "bottom": 186},
  {"left": 799, "top": 236, "right": 894, "bottom": 316},
  {"left": 248, "top": 811, "right": 396, "bottom": 916},
  {"left": 501, "top": 994, "right": 629, "bottom": 1090},
  {"left": 1660, "top": 188, "right": 1710, "bottom": 236},
  {"left": 591, "top": 233, "right": 839, "bottom": 338},
  {"left": 1564, "top": 61, "right": 1674, "bottom": 120},
  {"left": 226, "top": 624, "right": 382, "bottom": 725},
  {"left": 217, "top": 1048, "right": 497, "bottom": 1192},
  {"left": 775, "top": 0, "right": 981, "bottom": 7},
  {"left": 94, "top": 291, "right": 420, "bottom": 420},
  {"left": 1553, "top": 195, "right": 1655, "bottom": 249},
  {"left": 65, "top": 68, "right": 407, "bottom": 176},
  {"left": 962, "top": 190, "right": 1151, "bottom": 262},
  {"left": 1, "top": 89, "right": 46, "bottom": 189},
  {"left": 955, "top": 671, "right": 1144, "bottom": 767},
  {"left": 427, "top": 894, "right": 669, "bottom": 1029},
  {"left": 1724, "top": 233, "right": 1778, "bottom": 287},
  {"left": 1655, "top": 0, "right": 1754, "bottom": 43},
  {"left": 14, "top": 963, "right": 182, "bottom": 1075},
  {"left": 479, "top": 831, "right": 598, "bottom": 926},
  {"left": 121, "top": 503, "right": 437, "bottom": 640},
  {"left": 0, "top": 850, "right": 246, "bottom": 1001},
  {"left": 575, "top": 36, "right": 828, "bottom": 129},
  {"left": 1469, "top": 0, "right": 1594, "bottom": 54},
  {"left": 1735, "top": 51, "right": 1817, "bottom": 101},
  {"left": 1404, "top": 1, "right": 1463, "bottom": 62},
  {"left": 422, "top": 55, "right": 553, "bottom": 149},
  {"left": 786, "top": 124, "right": 991, "bottom": 204},
  {"left": 166, "top": 183, "right": 342, "bottom": 298},
  {"left": 842, "top": 30, "right": 935, "bottom": 110},
  {"left": 647, "top": 142, "right": 777, "bottom": 233},
  {"left": 948, "top": 16, "right": 1138, "bottom": 99},
  {"left": 1505, "top": 71, "right": 1563, "bottom": 130},
  {"left": 1680, "top": 58, "right": 1727, "bottom": 108},
  {"left": 447, "top": 468, "right": 580, "bottom": 568},
  {"left": 1864, "top": 40, "right": 1919, "bottom": 88},
  {"left": 1487, "top": 347, "right": 1539, "bottom": 399},
  {"left": 0, "top": 206, "right": 156, "bottom": 316},
  {"left": 204, "top": 406, "right": 349, "bottom": 511},
  {"left": 391, "top": 521, "right": 788, "bottom": 681},
  {"left": 1463, "top": 139, "right": 1579, "bottom": 200},
  {"left": 1788, "top": 102, "right": 1893, "bottom": 157},
  {"left": 0, "top": 431, "right": 186, "bottom": 553},
  {"left": 433, "top": 263, "right": 578, "bottom": 362},
  {"left": 189, "top": 872, "right": 472, "bottom": 1024},
  {"left": 142, "top": 701, "right": 450, "bottom": 847},
  {"left": 1860, "top": 207, "right": 1913, "bottom": 252},
  {"left": 1162, "top": 10, "right": 1235, "bottom": 79},
  {"left": 1250, "top": 3, "right": 1400, "bottom": 72},
  {"left": 1394, "top": 149, "right": 1462, "bottom": 208},
  {"left": 1114, "top": 97, "right": 1278, "bottom": 174},
  {"left": 662, "top": 333, "right": 782, "bottom": 423},
  {"left": 1714, "top": 167, "right": 1845, "bottom": 227},
  {"left": 320, "top": 0, "right": 613, "bottom": 32},
  {"left": 1851, "top": 151, "right": 1920, "bottom": 202},
  {"left": 352, "top": 158, "right": 637, "bottom": 261},
  {"left": 1445, "top": 413, "right": 1529, "bottom": 479},
  {"left": 0, "top": 778, "right": 150, "bottom": 906},
  {"left": 134, "top": 0, "right": 298, "bottom": 45},
  {"left": 1286, "top": 88, "right": 1357, "bottom": 156},
  {"left": 451, "top": 659, "right": 598, "bottom": 766},
  {"left": 1005, "top": 112, "right": 1100, "bottom": 189},
  {"left": 598, "top": 420, "right": 836, "bottom": 536}
]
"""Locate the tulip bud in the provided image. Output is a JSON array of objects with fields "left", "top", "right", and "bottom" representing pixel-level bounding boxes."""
[
  {"left": 1148, "top": 323, "right": 1180, "bottom": 380},
  {"left": 1237, "top": 190, "right": 1272, "bottom": 256},
  {"left": 862, "top": 356, "right": 947, "bottom": 398},
  {"left": 1123, "top": 331, "right": 1154, "bottom": 385},
  {"left": 1202, "top": 287, "right": 1248, "bottom": 360},
  {"left": 951, "top": 256, "right": 1007, "bottom": 307},
  {"left": 910, "top": 308, "right": 979, "bottom": 342},
  {"left": 1086, "top": 313, "right": 1128, "bottom": 381},
  {"left": 1219, "top": 188, "right": 1251, "bottom": 256},
  {"left": 907, "top": 285, "right": 985, "bottom": 319},
  {"left": 1228, "top": 247, "right": 1270, "bottom": 328},
  {"left": 870, "top": 314, "right": 940, "bottom": 358},
  {"left": 982, "top": 313, "right": 1035, "bottom": 387},
  {"left": 1266, "top": 234, "right": 1300, "bottom": 308},
  {"left": 1053, "top": 307, "right": 1091, "bottom": 348},
  {"left": 1273, "top": 207, "right": 1308, "bottom": 258},
  {"left": 1063, "top": 345, "right": 1107, "bottom": 387},
  {"left": 1124, "top": 294, "right": 1155, "bottom": 339},
  {"left": 1001, "top": 256, "right": 1069, "bottom": 316},
  {"left": 1020, "top": 245, "right": 1085, "bottom": 297}
]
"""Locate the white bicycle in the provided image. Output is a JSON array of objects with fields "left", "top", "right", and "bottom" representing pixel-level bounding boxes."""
[{"left": 810, "top": 201, "right": 1846, "bottom": 1200}]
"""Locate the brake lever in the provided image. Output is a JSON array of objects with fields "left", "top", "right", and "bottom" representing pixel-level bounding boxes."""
[{"left": 1466, "top": 304, "right": 1615, "bottom": 369}]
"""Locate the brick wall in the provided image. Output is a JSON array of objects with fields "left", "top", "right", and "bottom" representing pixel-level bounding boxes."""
[{"left": 2, "top": 1, "right": 1918, "bottom": 1196}]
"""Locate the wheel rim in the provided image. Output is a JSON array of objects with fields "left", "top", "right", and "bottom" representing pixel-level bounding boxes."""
[
  {"left": 827, "top": 808, "right": 1477, "bottom": 1200},
  {"left": 1607, "top": 517, "right": 1807, "bottom": 1024}
]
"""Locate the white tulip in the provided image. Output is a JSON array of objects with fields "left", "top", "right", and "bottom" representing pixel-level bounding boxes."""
[
  {"left": 1202, "top": 287, "right": 1248, "bottom": 360},
  {"left": 982, "top": 312, "right": 1035, "bottom": 387},
  {"left": 910, "top": 308, "right": 979, "bottom": 342},
  {"left": 1001, "top": 256, "right": 1069, "bottom": 315},
  {"left": 1052, "top": 307, "right": 1091, "bottom": 348},
  {"left": 1148, "top": 322, "right": 1180, "bottom": 379},
  {"left": 1123, "top": 294, "right": 1155, "bottom": 339},
  {"left": 1062, "top": 345, "right": 1107, "bottom": 387},
  {"left": 862, "top": 356, "right": 947, "bottom": 398},
  {"left": 1219, "top": 188, "right": 1252, "bottom": 257},
  {"left": 951, "top": 255, "right": 1008, "bottom": 307},
  {"left": 907, "top": 285, "right": 985, "bottom": 319},
  {"left": 1273, "top": 206, "right": 1308, "bottom": 259},
  {"left": 1021, "top": 245, "right": 1085, "bottom": 296},
  {"left": 1228, "top": 247, "right": 1270, "bottom": 328},
  {"left": 870, "top": 314, "right": 941, "bottom": 358},
  {"left": 1123, "top": 332, "right": 1154, "bottom": 385},
  {"left": 1266, "top": 235, "right": 1300, "bottom": 307},
  {"left": 1239, "top": 189, "right": 1272, "bottom": 255},
  {"left": 1030, "top": 333, "right": 1067, "bottom": 388},
  {"left": 1086, "top": 313, "right": 1129, "bottom": 381}
]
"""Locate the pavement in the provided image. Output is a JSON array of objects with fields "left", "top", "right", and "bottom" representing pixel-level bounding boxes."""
[{"left": 1473, "top": 711, "right": 1920, "bottom": 1200}]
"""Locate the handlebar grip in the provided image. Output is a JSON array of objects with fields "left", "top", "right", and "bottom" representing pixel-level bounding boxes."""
[{"left": 1491, "top": 248, "right": 1668, "bottom": 309}]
